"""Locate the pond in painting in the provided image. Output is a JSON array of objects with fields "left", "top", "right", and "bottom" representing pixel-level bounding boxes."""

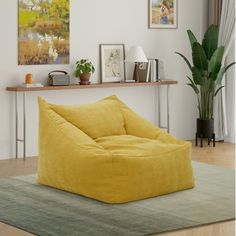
[{"left": 18, "top": 0, "right": 69, "bottom": 65}]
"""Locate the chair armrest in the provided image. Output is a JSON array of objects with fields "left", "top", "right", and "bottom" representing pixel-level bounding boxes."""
[
  {"left": 108, "top": 95, "right": 188, "bottom": 145},
  {"left": 38, "top": 97, "right": 112, "bottom": 191},
  {"left": 38, "top": 96, "right": 107, "bottom": 154},
  {"left": 154, "top": 128, "right": 189, "bottom": 145}
]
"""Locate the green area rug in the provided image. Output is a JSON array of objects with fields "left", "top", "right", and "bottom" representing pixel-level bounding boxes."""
[{"left": 0, "top": 161, "right": 234, "bottom": 236}]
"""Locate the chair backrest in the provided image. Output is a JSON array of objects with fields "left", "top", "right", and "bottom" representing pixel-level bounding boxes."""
[{"left": 49, "top": 97, "right": 126, "bottom": 139}]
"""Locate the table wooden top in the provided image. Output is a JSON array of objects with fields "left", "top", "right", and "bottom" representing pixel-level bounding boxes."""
[{"left": 6, "top": 80, "right": 178, "bottom": 92}]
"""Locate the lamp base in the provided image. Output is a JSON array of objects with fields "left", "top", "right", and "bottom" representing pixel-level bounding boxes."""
[{"left": 133, "top": 63, "right": 139, "bottom": 82}]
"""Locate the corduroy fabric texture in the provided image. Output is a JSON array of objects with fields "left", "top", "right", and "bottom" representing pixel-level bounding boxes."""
[
  {"left": 51, "top": 98, "right": 126, "bottom": 139},
  {"left": 38, "top": 95, "right": 194, "bottom": 203}
]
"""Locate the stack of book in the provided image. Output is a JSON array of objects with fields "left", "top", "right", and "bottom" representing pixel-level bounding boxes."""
[{"left": 137, "top": 59, "right": 163, "bottom": 82}]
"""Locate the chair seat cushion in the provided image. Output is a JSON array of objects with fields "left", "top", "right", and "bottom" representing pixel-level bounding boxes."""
[
  {"left": 94, "top": 135, "right": 194, "bottom": 203},
  {"left": 96, "top": 135, "right": 186, "bottom": 157}
]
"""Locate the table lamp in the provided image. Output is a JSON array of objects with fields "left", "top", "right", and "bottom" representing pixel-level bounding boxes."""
[{"left": 125, "top": 46, "right": 148, "bottom": 82}]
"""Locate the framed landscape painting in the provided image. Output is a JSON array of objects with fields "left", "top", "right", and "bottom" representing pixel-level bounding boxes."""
[
  {"left": 18, "top": 0, "right": 70, "bottom": 65},
  {"left": 100, "top": 44, "right": 126, "bottom": 83},
  {"left": 149, "top": 0, "right": 177, "bottom": 29}
]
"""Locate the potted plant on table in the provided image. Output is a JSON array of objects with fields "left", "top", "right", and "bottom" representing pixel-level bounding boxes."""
[
  {"left": 175, "top": 24, "right": 235, "bottom": 147},
  {"left": 75, "top": 59, "right": 95, "bottom": 85}
]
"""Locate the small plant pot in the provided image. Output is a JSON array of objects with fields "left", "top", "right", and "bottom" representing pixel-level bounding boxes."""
[{"left": 79, "top": 73, "right": 91, "bottom": 85}]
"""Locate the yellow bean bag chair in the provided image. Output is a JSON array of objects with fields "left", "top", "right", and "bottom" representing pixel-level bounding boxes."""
[{"left": 38, "top": 95, "right": 194, "bottom": 203}]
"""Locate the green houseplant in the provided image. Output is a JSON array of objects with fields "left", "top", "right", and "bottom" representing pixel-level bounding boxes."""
[
  {"left": 75, "top": 59, "right": 95, "bottom": 85},
  {"left": 176, "top": 24, "right": 235, "bottom": 143}
]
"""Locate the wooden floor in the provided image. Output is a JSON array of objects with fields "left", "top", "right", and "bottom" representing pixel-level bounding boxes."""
[{"left": 0, "top": 141, "right": 235, "bottom": 236}]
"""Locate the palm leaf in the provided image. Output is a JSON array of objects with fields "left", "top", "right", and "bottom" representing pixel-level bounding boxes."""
[
  {"left": 214, "top": 86, "right": 224, "bottom": 96},
  {"left": 192, "top": 66, "right": 203, "bottom": 85},
  {"left": 186, "top": 76, "right": 195, "bottom": 85},
  {"left": 187, "top": 83, "right": 199, "bottom": 94},
  {"left": 192, "top": 42, "right": 208, "bottom": 71},
  {"left": 175, "top": 52, "right": 192, "bottom": 70},
  {"left": 202, "top": 24, "right": 219, "bottom": 59},
  {"left": 216, "top": 62, "right": 236, "bottom": 84},
  {"left": 225, "top": 62, "right": 236, "bottom": 72},
  {"left": 215, "top": 67, "right": 225, "bottom": 85},
  {"left": 186, "top": 76, "right": 199, "bottom": 94},
  {"left": 206, "top": 78, "right": 214, "bottom": 92},
  {"left": 209, "top": 46, "right": 224, "bottom": 78},
  {"left": 175, "top": 52, "right": 192, "bottom": 71},
  {"left": 187, "top": 30, "right": 198, "bottom": 49}
]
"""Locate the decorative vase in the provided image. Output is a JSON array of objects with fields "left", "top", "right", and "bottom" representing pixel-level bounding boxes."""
[
  {"left": 25, "top": 73, "right": 33, "bottom": 84},
  {"left": 79, "top": 73, "right": 91, "bottom": 85},
  {"left": 196, "top": 118, "right": 215, "bottom": 147}
]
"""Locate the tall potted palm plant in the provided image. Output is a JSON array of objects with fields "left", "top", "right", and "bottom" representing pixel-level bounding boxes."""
[{"left": 176, "top": 24, "right": 235, "bottom": 146}]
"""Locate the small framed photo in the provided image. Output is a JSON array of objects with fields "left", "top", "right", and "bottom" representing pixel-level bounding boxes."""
[
  {"left": 100, "top": 44, "right": 126, "bottom": 83},
  {"left": 149, "top": 0, "right": 178, "bottom": 29}
]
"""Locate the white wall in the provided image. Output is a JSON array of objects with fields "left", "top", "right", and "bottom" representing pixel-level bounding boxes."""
[{"left": 0, "top": 0, "right": 207, "bottom": 159}]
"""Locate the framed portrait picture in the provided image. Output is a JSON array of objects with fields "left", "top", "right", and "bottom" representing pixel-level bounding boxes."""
[
  {"left": 100, "top": 44, "right": 126, "bottom": 83},
  {"left": 149, "top": 0, "right": 178, "bottom": 29}
]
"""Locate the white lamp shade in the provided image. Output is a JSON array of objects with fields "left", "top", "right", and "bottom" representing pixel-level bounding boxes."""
[{"left": 125, "top": 46, "right": 148, "bottom": 63}]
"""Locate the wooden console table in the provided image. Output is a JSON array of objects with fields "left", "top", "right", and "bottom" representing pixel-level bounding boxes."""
[{"left": 7, "top": 80, "right": 177, "bottom": 160}]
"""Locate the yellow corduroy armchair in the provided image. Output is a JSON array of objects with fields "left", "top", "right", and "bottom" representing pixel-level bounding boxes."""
[{"left": 38, "top": 95, "right": 194, "bottom": 203}]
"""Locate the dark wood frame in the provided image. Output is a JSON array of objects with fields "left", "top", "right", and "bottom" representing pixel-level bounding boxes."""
[
  {"left": 99, "top": 44, "right": 126, "bottom": 83},
  {"left": 148, "top": 0, "right": 178, "bottom": 29}
]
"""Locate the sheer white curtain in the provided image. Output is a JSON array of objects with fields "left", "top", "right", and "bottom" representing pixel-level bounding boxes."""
[
  {"left": 214, "top": 0, "right": 235, "bottom": 140},
  {"left": 208, "top": 0, "right": 222, "bottom": 26},
  {"left": 225, "top": 42, "right": 235, "bottom": 143}
]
